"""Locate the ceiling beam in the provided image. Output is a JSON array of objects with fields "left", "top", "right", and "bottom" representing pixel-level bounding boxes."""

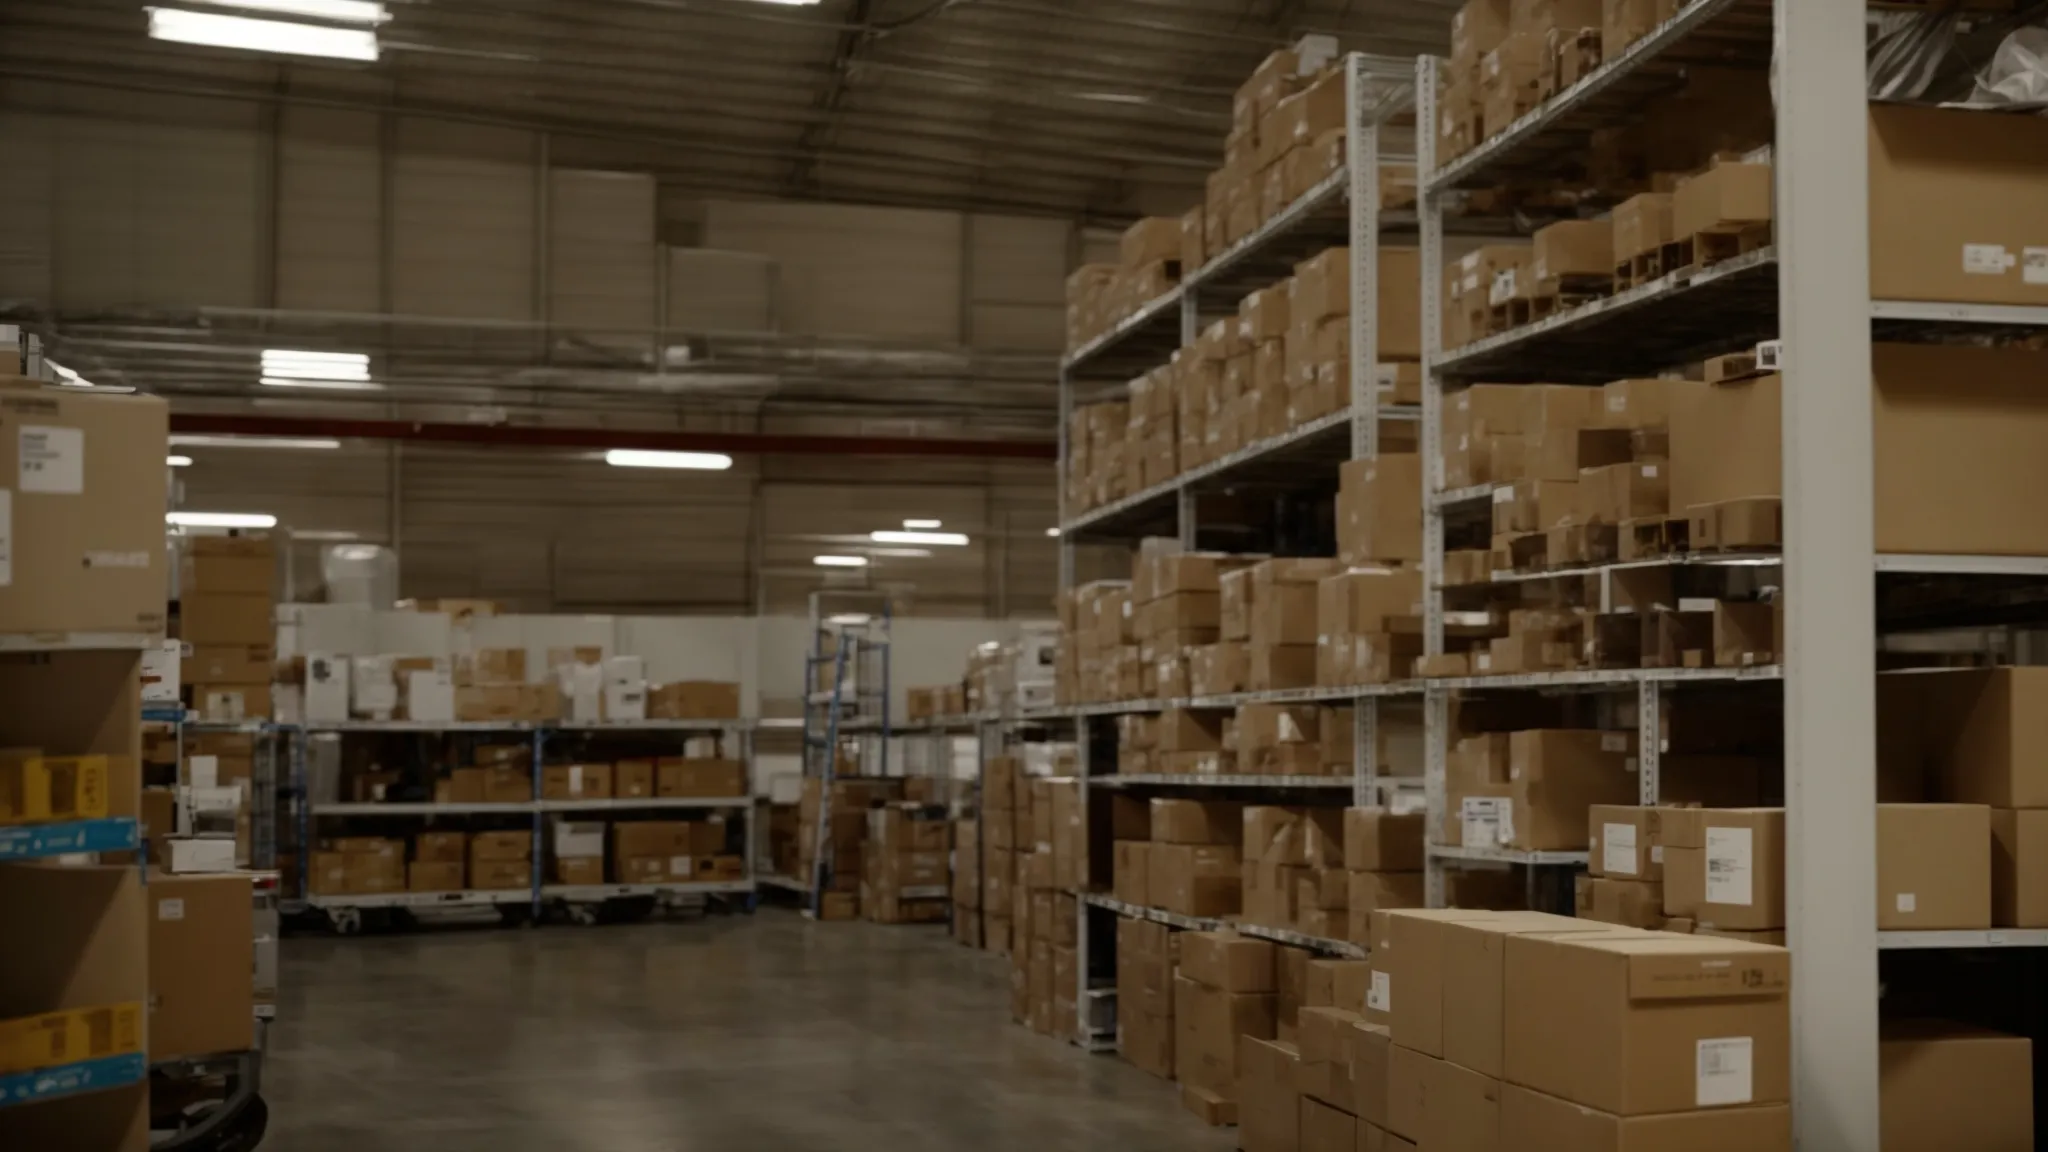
[{"left": 786, "top": 0, "right": 877, "bottom": 196}]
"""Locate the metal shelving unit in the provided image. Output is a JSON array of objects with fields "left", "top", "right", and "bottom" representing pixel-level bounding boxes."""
[
  {"left": 1054, "top": 52, "right": 1424, "bottom": 1052},
  {"left": 291, "top": 718, "right": 760, "bottom": 930},
  {"left": 1415, "top": 3, "right": 2048, "bottom": 1143}
]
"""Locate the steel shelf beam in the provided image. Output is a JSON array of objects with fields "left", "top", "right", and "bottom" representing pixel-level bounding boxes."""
[
  {"left": 0, "top": 817, "right": 140, "bottom": 861},
  {"left": 0, "top": 632, "right": 160, "bottom": 653},
  {"left": 1428, "top": 845, "right": 1590, "bottom": 866},
  {"left": 304, "top": 890, "right": 532, "bottom": 909},
  {"left": 1093, "top": 774, "right": 1356, "bottom": 791}
]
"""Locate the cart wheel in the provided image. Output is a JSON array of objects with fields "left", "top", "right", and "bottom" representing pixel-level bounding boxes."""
[
  {"left": 329, "top": 907, "right": 362, "bottom": 936},
  {"left": 565, "top": 902, "right": 599, "bottom": 927},
  {"left": 742, "top": 895, "right": 759, "bottom": 915},
  {"left": 213, "top": 1094, "right": 269, "bottom": 1152}
]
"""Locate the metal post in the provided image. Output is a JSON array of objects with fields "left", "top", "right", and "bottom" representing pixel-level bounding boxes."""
[
  {"left": 1177, "top": 487, "right": 1199, "bottom": 550},
  {"left": 1779, "top": 0, "right": 1880, "bottom": 1145},
  {"left": 1057, "top": 363, "right": 1076, "bottom": 591},
  {"left": 1635, "top": 682, "right": 1661, "bottom": 806},
  {"left": 1073, "top": 711, "right": 1093, "bottom": 1041},
  {"left": 530, "top": 727, "right": 546, "bottom": 917},
  {"left": 1352, "top": 697, "right": 1377, "bottom": 808},
  {"left": 1416, "top": 55, "right": 1450, "bottom": 911},
  {"left": 1347, "top": 53, "right": 1381, "bottom": 462}
]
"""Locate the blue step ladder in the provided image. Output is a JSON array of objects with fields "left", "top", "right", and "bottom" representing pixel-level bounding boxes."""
[{"left": 799, "top": 601, "right": 892, "bottom": 918}]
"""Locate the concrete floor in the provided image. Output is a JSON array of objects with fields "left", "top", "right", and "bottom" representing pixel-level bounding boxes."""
[{"left": 263, "top": 909, "right": 1236, "bottom": 1152}]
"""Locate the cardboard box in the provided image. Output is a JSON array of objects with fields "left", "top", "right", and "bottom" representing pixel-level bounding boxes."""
[
  {"left": 1588, "top": 804, "right": 1667, "bottom": 881},
  {"left": 147, "top": 874, "right": 254, "bottom": 1062},
  {"left": 415, "top": 831, "right": 467, "bottom": 863},
  {"left": 1150, "top": 844, "right": 1243, "bottom": 917},
  {"left": 1152, "top": 798, "right": 1243, "bottom": 845},
  {"left": 541, "top": 763, "right": 613, "bottom": 800},
  {"left": 469, "top": 830, "right": 532, "bottom": 862},
  {"left": 1883, "top": 667, "right": 2048, "bottom": 808},
  {"left": 1674, "top": 158, "right": 1772, "bottom": 241},
  {"left": 648, "top": 680, "right": 741, "bottom": 720},
  {"left": 182, "top": 593, "right": 273, "bottom": 646},
  {"left": 184, "top": 644, "right": 273, "bottom": 686},
  {"left": 1450, "top": 730, "right": 1635, "bottom": 852},
  {"left": 1441, "top": 913, "right": 1618, "bottom": 1078},
  {"left": 1877, "top": 804, "right": 1991, "bottom": 930},
  {"left": 1336, "top": 456, "right": 1423, "bottom": 565},
  {"left": 1869, "top": 103, "right": 2048, "bottom": 309},
  {"left": 1505, "top": 933, "right": 1789, "bottom": 1115},
  {"left": 1611, "top": 193, "right": 1673, "bottom": 262},
  {"left": 408, "top": 861, "right": 465, "bottom": 892},
  {"left": 1301, "top": 1096, "right": 1357, "bottom": 1152},
  {"left": 1387, "top": 1043, "right": 1434, "bottom": 1143},
  {"left": 1182, "top": 931, "right": 1276, "bottom": 992},
  {"left": 1501, "top": 1083, "right": 1790, "bottom": 1151},
  {"left": 1174, "top": 973, "right": 1278, "bottom": 1097},
  {"left": 470, "top": 859, "right": 531, "bottom": 890},
  {"left": 1238, "top": 1036, "right": 1302, "bottom": 1152},
  {"left": 0, "top": 382, "right": 170, "bottom": 635},
  {"left": 657, "top": 757, "right": 745, "bottom": 798},
  {"left": 1991, "top": 808, "right": 2048, "bottom": 928},
  {"left": 1344, "top": 808, "right": 1424, "bottom": 872},
  {"left": 1662, "top": 807, "right": 1785, "bottom": 929},
  {"left": 1879, "top": 1020, "right": 2034, "bottom": 1152},
  {"left": 1378, "top": 908, "right": 1517, "bottom": 1057}
]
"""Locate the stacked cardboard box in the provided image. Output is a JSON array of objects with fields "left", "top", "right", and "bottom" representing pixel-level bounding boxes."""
[
  {"left": 906, "top": 683, "right": 968, "bottom": 722},
  {"left": 1344, "top": 809, "right": 1426, "bottom": 944},
  {"left": 795, "top": 777, "right": 903, "bottom": 908},
  {"left": 1315, "top": 565, "right": 1423, "bottom": 688},
  {"left": 1015, "top": 845, "right": 1076, "bottom": 1040},
  {"left": 1116, "top": 917, "right": 1180, "bottom": 1079},
  {"left": 1445, "top": 730, "right": 1638, "bottom": 854},
  {"left": 862, "top": 803, "right": 951, "bottom": 925},
  {"left": 1060, "top": 580, "right": 1136, "bottom": 704},
  {"left": 982, "top": 754, "right": 1019, "bottom": 953},
  {"left": 411, "top": 830, "right": 468, "bottom": 891},
  {"left": 1235, "top": 558, "right": 1343, "bottom": 692},
  {"left": 180, "top": 534, "right": 276, "bottom": 721},
  {"left": 1064, "top": 402, "right": 1131, "bottom": 517},
  {"left": 1064, "top": 217, "right": 1187, "bottom": 355},
  {"left": 310, "top": 836, "right": 405, "bottom": 895},
  {"left": 951, "top": 817, "right": 981, "bottom": 946},
  {"left": 1131, "top": 552, "right": 1236, "bottom": 702},
  {"left": 1146, "top": 798, "right": 1243, "bottom": 918},
  {"left": 1174, "top": 931, "right": 1278, "bottom": 1125},
  {"left": 1365, "top": 908, "right": 1792, "bottom": 1148},
  {"left": 146, "top": 874, "right": 255, "bottom": 1063}
]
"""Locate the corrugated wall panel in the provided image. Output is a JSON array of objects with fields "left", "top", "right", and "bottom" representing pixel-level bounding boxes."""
[
  {"left": 277, "top": 106, "right": 382, "bottom": 312},
  {"left": 391, "top": 119, "right": 536, "bottom": 321},
  {"left": 0, "top": 82, "right": 55, "bottom": 306},
  {"left": 968, "top": 214, "right": 1069, "bottom": 351},
  {"left": 703, "top": 200, "right": 961, "bottom": 342},
  {"left": 666, "top": 249, "right": 777, "bottom": 333},
  {"left": 547, "top": 169, "right": 656, "bottom": 336}
]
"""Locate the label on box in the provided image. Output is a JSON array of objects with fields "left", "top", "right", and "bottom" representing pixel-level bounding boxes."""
[
  {"left": 669, "top": 855, "right": 692, "bottom": 878},
  {"left": 85, "top": 551, "right": 149, "bottom": 568},
  {"left": 1964, "top": 243, "right": 2016, "bottom": 275},
  {"left": 1368, "top": 970, "right": 1391, "bottom": 1012},
  {"left": 1705, "top": 826, "right": 1754, "bottom": 906},
  {"left": 0, "top": 489, "right": 10, "bottom": 586},
  {"left": 1600, "top": 733, "right": 1628, "bottom": 753},
  {"left": 1695, "top": 1037, "right": 1754, "bottom": 1107},
  {"left": 18, "top": 426, "right": 84, "bottom": 494},
  {"left": 1896, "top": 893, "right": 1916, "bottom": 913},
  {"left": 1603, "top": 822, "right": 1638, "bottom": 876},
  {"left": 158, "top": 898, "right": 185, "bottom": 921},
  {"left": 2026, "top": 248, "right": 2048, "bottom": 285},
  {"left": 1461, "top": 797, "right": 1513, "bottom": 847},
  {"left": 569, "top": 765, "right": 584, "bottom": 795}
]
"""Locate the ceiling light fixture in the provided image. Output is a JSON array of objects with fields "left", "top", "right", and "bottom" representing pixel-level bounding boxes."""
[
  {"left": 1046, "top": 528, "right": 1061, "bottom": 537},
  {"left": 605, "top": 449, "right": 734, "bottom": 471},
  {"left": 167, "top": 456, "right": 194, "bottom": 468},
  {"left": 167, "top": 511, "right": 279, "bottom": 529},
  {"left": 745, "top": 0, "right": 825, "bottom": 5},
  {"left": 260, "top": 377, "right": 387, "bottom": 392},
  {"left": 147, "top": 8, "right": 381, "bottom": 61},
  {"left": 203, "top": 0, "right": 390, "bottom": 22},
  {"left": 904, "top": 519, "right": 943, "bottom": 530},
  {"left": 871, "top": 530, "right": 969, "bottom": 547},
  {"left": 293, "top": 530, "right": 364, "bottom": 542},
  {"left": 867, "top": 548, "right": 934, "bottom": 559},
  {"left": 813, "top": 555, "right": 870, "bottom": 569},
  {"left": 170, "top": 435, "right": 342, "bottom": 450}
]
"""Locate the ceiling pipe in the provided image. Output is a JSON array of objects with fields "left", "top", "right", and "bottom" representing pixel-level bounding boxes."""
[{"left": 168, "top": 412, "right": 1058, "bottom": 462}]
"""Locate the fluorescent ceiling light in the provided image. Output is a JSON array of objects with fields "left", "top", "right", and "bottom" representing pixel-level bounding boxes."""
[
  {"left": 168, "top": 511, "right": 278, "bottom": 529},
  {"left": 167, "top": 455, "right": 194, "bottom": 468},
  {"left": 261, "top": 349, "right": 372, "bottom": 386},
  {"left": 827, "top": 612, "right": 872, "bottom": 626},
  {"left": 260, "top": 377, "right": 386, "bottom": 392},
  {"left": 1046, "top": 528, "right": 1061, "bottom": 537},
  {"left": 867, "top": 548, "right": 933, "bottom": 559},
  {"left": 147, "top": 8, "right": 380, "bottom": 61},
  {"left": 204, "top": 0, "right": 390, "bottom": 23},
  {"left": 605, "top": 449, "right": 734, "bottom": 471},
  {"left": 293, "top": 530, "right": 363, "bottom": 542},
  {"left": 745, "top": 0, "right": 824, "bottom": 5},
  {"left": 814, "top": 555, "right": 869, "bottom": 569},
  {"left": 871, "top": 530, "right": 969, "bottom": 547},
  {"left": 903, "top": 519, "right": 942, "bottom": 530},
  {"left": 170, "top": 435, "right": 342, "bottom": 450}
]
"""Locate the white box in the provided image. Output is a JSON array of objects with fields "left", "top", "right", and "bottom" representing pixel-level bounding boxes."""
[
  {"left": 187, "top": 754, "right": 220, "bottom": 789},
  {"left": 1015, "top": 679, "right": 1056, "bottom": 710},
  {"left": 305, "top": 653, "right": 350, "bottom": 723},
  {"left": 198, "top": 688, "right": 258, "bottom": 723},
  {"left": 684, "top": 735, "right": 721, "bottom": 759},
  {"left": 176, "top": 784, "right": 244, "bottom": 837},
  {"left": 404, "top": 669, "right": 455, "bottom": 723},
  {"left": 350, "top": 655, "right": 399, "bottom": 719},
  {"left": 272, "top": 683, "right": 304, "bottom": 727},
  {"left": 141, "top": 640, "right": 182, "bottom": 703},
  {"left": 551, "top": 820, "right": 606, "bottom": 859},
  {"left": 604, "top": 655, "right": 646, "bottom": 685},
  {"left": 166, "top": 838, "right": 239, "bottom": 874},
  {"left": 603, "top": 680, "right": 647, "bottom": 722},
  {"left": 558, "top": 663, "right": 604, "bottom": 723}
]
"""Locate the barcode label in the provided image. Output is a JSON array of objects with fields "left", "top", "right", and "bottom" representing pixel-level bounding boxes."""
[{"left": 1696, "top": 1037, "right": 1755, "bottom": 1107}]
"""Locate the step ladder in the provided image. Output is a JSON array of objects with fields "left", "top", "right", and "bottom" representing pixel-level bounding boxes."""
[{"left": 799, "top": 597, "right": 892, "bottom": 919}]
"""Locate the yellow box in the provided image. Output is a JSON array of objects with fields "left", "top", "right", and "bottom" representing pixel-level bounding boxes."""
[
  {"left": 44, "top": 755, "right": 111, "bottom": 821},
  {"left": 0, "top": 1001, "right": 143, "bottom": 1074},
  {"left": 0, "top": 748, "right": 51, "bottom": 823}
]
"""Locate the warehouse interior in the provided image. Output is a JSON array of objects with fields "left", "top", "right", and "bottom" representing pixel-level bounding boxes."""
[{"left": 5, "top": 1, "right": 2048, "bottom": 1150}]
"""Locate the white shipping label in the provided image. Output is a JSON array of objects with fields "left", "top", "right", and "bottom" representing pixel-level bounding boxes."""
[
  {"left": 1897, "top": 893, "right": 1917, "bottom": 914},
  {"left": 569, "top": 765, "right": 584, "bottom": 795},
  {"left": 18, "top": 426, "right": 84, "bottom": 494},
  {"left": 1603, "top": 822, "right": 1639, "bottom": 876},
  {"left": 2026, "top": 248, "right": 2048, "bottom": 285},
  {"left": 84, "top": 551, "right": 150, "bottom": 569},
  {"left": 1601, "top": 733, "right": 1629, "bottom": 753},
  {"left": 1965, "top": 243, "right": 2017, "bottom": 275},
  {"left": 157, "top": 898, "right": 186, "bottom": 921},
  {"left": 1462, "top": 797, "right": 1514, "bottom": 847},
  {"left": 1494, "top": 486, "right": 1514, "bottom": 505},
  {"left": 1369, "top": 970, "right": 1391, "bottom": 1012},
  {"left": 1643, "top": 465, "right": 1660, "bottom": 478},
  {"left": 0, "top": 489, "right": 10, "bottom": 587},
  {"left": 1705, "top": 826, "right": 1755, "bottom": 906},
  {"left": 1696, "top": 1037, "right": 1755, "bottom": 1107},
  {"left": 669, "top": 855, "right": 693, "bottom": 878},
  {"left": 1652, "top": 845, "right": 1665, "bottom": 864}
]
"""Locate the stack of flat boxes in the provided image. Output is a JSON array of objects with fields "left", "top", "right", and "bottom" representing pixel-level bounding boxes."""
[
  {"left": 1014, "top": 816, "right": 1075, "bottom": 1040},
  {"left": 862, "top": 803, "right": 950, "bottom": 925},
  {"left": 982, "top": 755, "right": 1019, "bottom": 954},
  {"left": 1133, "top": 552, "right": 1239, "bottom": 702},
  {"left": 1059, "top": 580, "right": 1134, "bottom": 705},
  {"left": 310, "top": 836, "right": 404, "bottom": 896},
  {"left": 1174, "top": 932, "right": 1279, "bottom": 1126},
  {"left": 1368, "top": 908, "right": 1794, "bottom": 1148},
  {"left": 180, "top": 534, "right": 275, "bottom": 721},
  {"left": 1320, "top": 534, "right": 1424, "bottom": 691},
  {"left": 612, "top": 820, "right": 727, "bottom": 887},
  {"left": 410, "top": 831, "right": 467, "bottom": 892},
  {"left": 1246, "top": 957, "right": 1380, "bottom": 1152},
  {"left": 1143, "top": 798, "right": 1242, "bottom": 919}
]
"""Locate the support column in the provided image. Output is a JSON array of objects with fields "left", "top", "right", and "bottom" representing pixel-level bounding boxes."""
[{"left": 1778, "top": 0, "right": 1880, "bottom": 1146}]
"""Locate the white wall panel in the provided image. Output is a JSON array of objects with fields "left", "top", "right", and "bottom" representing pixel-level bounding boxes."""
[
  {"left": 666, "top": 249, "right": 777, "bottom": 333},
  {"left": 548, "top": 169, "right": 656, "bottom": 336},
  {"left": 968, "top": 214, "right": 1068, "bottom": 351},
  {"left": 277, "top": 106, "right": 382, "bottom": 312},
  {"left": 391, "top": 118, "right": 536, "bottom": 321},
  {"left": 703, "top": 200, "right": 961, "bottom": 342}
]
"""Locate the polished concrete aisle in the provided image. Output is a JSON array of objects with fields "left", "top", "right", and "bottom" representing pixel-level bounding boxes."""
[{"left": 263, "top": 909, "right": 1236, "bottom": 1152}]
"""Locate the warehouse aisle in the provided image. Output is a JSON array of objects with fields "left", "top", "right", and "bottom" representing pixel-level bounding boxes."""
[{"left": 262, "top": 911, "right": 1232, "bottom": 1152}]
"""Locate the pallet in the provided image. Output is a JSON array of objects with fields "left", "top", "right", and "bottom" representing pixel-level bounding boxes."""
[
  {"left": 1660, "top": 223, "right": 1772, "bottom": 280},
  {"left": 1615, "top": 248, "right": 1665, "bottom": 292},
  {"left": 1621, "top": 515, "right": 1691, "bottom": 562}
]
